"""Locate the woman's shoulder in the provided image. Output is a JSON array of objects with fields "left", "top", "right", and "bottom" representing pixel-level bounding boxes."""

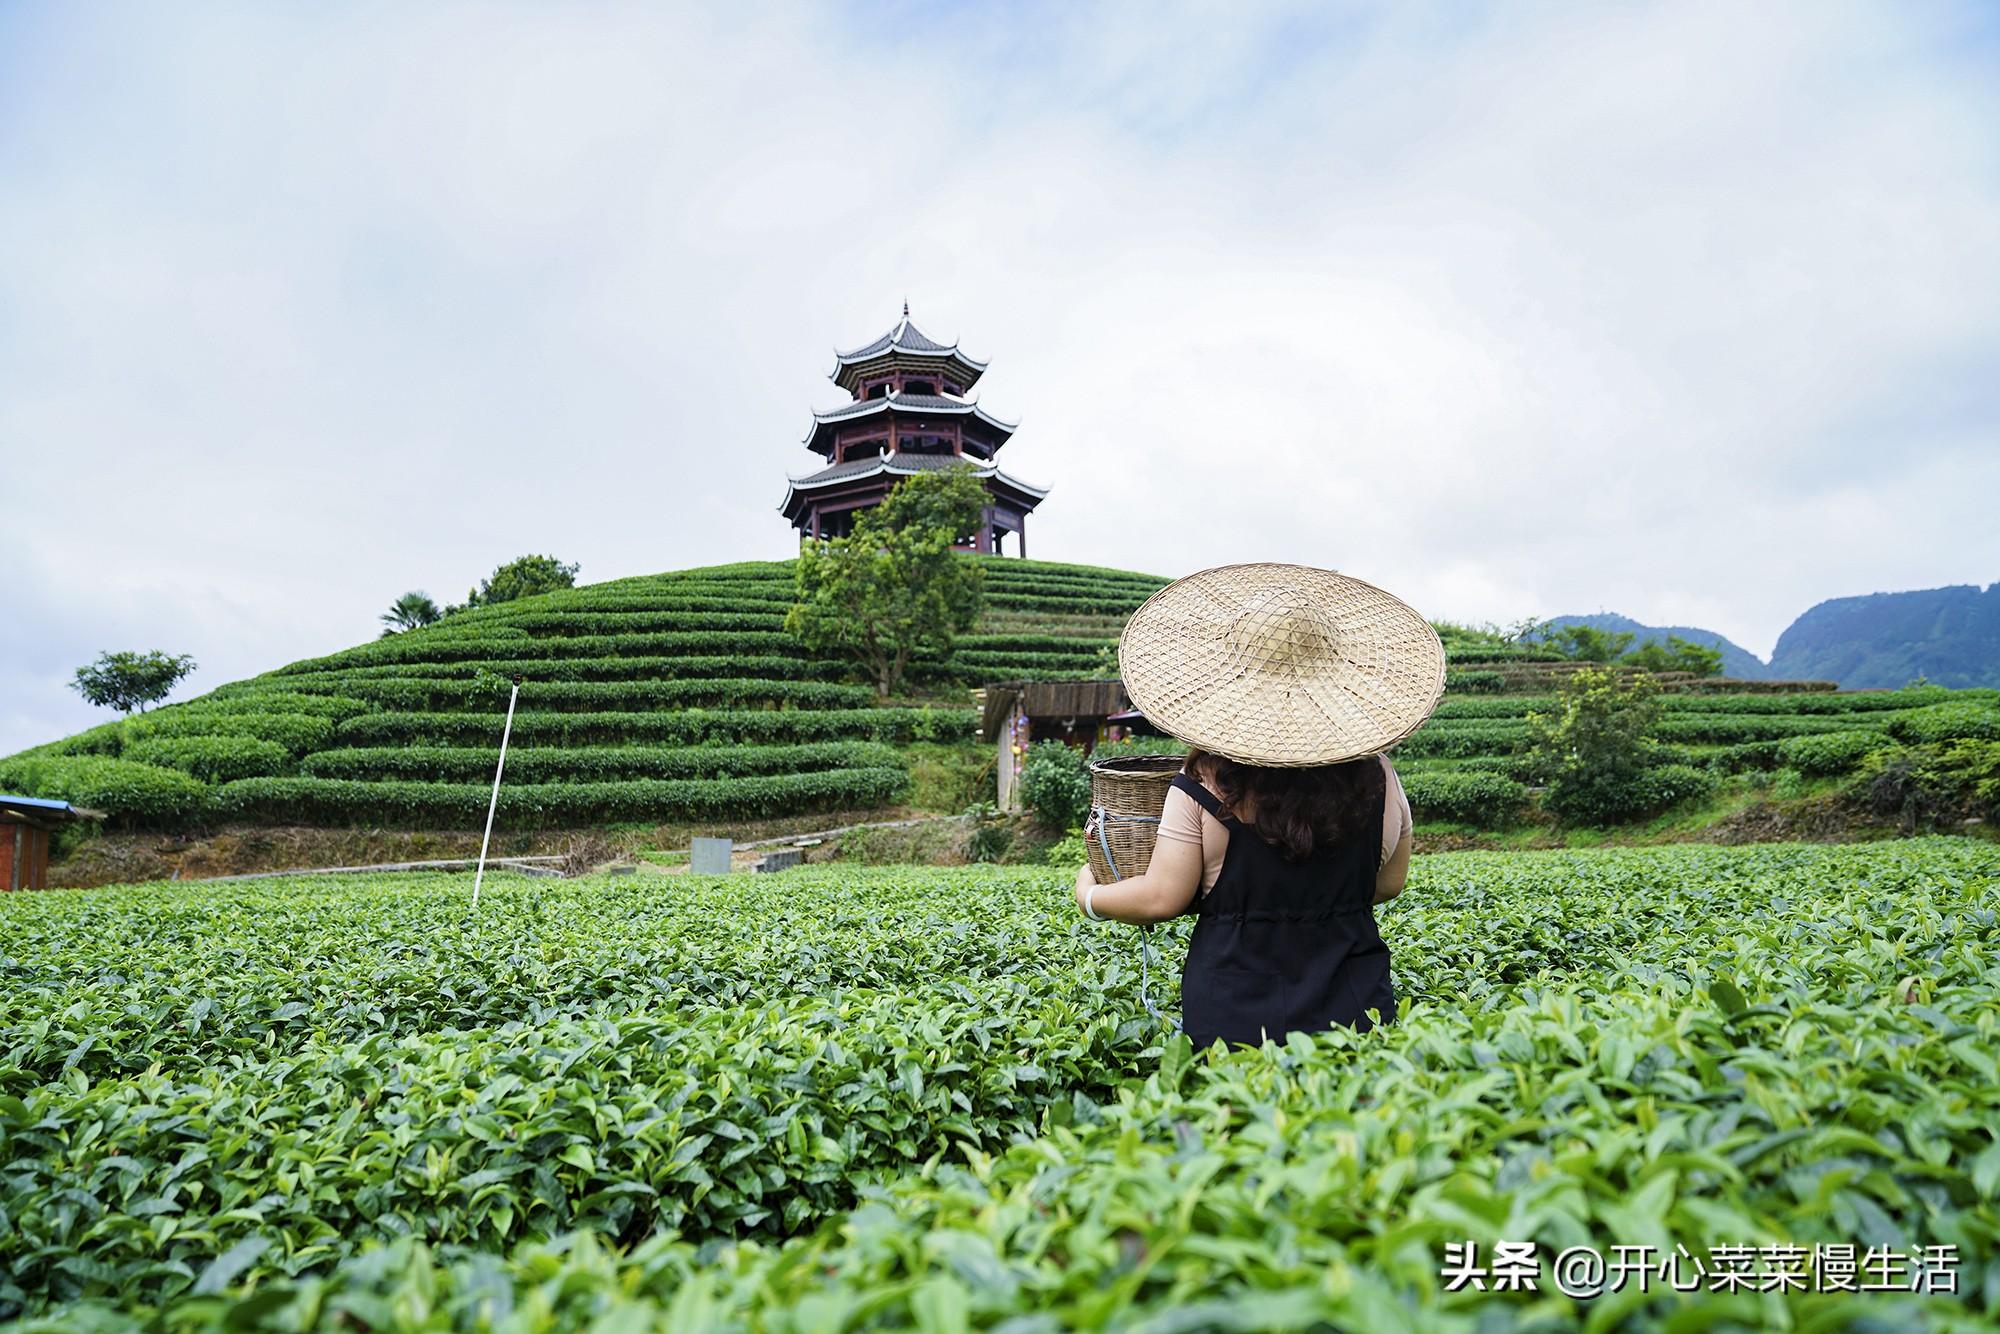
[
  {"left": 1156, "top": 780, "right": 1213, "bottom": 843},
  {"left": 1171, "top": 767, "right": 1222, "bottom": 799}
]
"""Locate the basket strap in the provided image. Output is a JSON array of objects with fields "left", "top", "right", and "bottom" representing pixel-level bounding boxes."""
[
  {"left": 1136, "top": 924, "right": 1181, "bottom": 1034},
  {"left": 1088, "top": 806, "right": 1160, "bottom": 883},
  {"left": 1170, "top": 773, "right": 1240, "bottom": 828},
  {"left": 1089, "top": 804, "right": 1181, "bottom": 1035}
]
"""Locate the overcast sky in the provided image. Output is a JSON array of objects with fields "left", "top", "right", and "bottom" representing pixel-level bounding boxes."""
[{"left": 3, "top": 1, "right": 1997, "bottom": 754}]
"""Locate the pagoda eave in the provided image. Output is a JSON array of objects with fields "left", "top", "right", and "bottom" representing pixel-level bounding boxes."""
[
  {"left": 779, "top": 454, "right": 1047, "bottom": 526},
  {"left": 801, "top": 395, "right": 1019, "bottom": 455},
  {"left": 830, "top": 349, "right": 987, "bottom": 396}
]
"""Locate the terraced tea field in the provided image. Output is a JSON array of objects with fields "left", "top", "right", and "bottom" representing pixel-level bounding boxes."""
[
  {"left": 3, "top": 839, "right": 1995, "bottom": 1328},
  {"left": 0, "top": 559, "right": 1168, "bottom": 829},
  {"left": 3, "top": 551, "right": 1996, "bottom": 840},
  {"left": 1390, "top": 684, "right": 2000, "bottom": 825}
]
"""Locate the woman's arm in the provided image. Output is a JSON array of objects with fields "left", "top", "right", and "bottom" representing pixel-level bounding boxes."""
[
  {"left": 1373, "top": 832, "right": 1411, "bottom": 904},
  {"left": 1073, "top": 830, "right": 1203, "bottom": 925},
  {"left": 1373, "top": 754, "right": 1413, "bottom": 904}
]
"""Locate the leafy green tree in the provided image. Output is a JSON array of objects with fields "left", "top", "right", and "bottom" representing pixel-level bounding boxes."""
[
  {"left": 1621, "top": 634, "right": 1725, "bottom": 678},
  {"left": 380, "top": 591, "right": 443, "bottom": 636},
  {"left": 466, "top": 555, "right": 580, "bottom": 608},
  {"left": 1018, "top": 741, "right": 1092, "bottom": 830},
  {"left": 786, "top": 469, "right": 988, "bottom": 698},
  {"left": 1546, "top": 623, "right": 1635, "bottom": 662},
  {"left": 70, "top": 651, "right": 196, "bottom": 715},
  {"left": 1525, "top": 666, "right": 1664, "bottom": 823}
]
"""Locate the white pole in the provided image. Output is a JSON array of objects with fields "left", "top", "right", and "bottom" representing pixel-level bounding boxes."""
[{"left": 471, "top": 681, "right": 520, "bottom": 908}]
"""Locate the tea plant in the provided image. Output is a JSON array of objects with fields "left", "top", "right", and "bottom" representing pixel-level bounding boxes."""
[{"left": 0, "top": 839, "right": 1995, "bottom": 1327}]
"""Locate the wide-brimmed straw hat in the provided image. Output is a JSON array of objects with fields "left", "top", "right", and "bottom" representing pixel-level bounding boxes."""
[{"left": 1118, "top": 562, "right": 1446, "bottom": 768}]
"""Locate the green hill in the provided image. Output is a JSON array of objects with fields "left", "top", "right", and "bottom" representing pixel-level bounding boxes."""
[
  {"left": 1769, "top": 582, "right": 2000, "bottom": 689},
  {"left": 0, "top": 557, "right": 1169, "bottom": 829},
  {"left": 1539, "top": 612, "right": 1771, "bottom": 680},
  {"left": 10, "top": 560, "right": 1998, "bottom": 841}
]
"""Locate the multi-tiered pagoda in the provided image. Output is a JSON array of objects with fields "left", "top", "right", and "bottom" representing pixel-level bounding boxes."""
[{"left": 779, "top": 308, "right": 1047, "bottom": 555}]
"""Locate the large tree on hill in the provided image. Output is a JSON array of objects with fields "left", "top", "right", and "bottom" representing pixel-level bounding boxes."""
[
  {"left": 71, "top": 650, "right": 196, "bottom": 714},
  {"left": 380, "top": 591, "right": 442, "bottom": 635},
  {"left": 1622, "top": 634, "right": 1725, "bottom": 678},
  {"left": 466, "top": 554, "right": 580, "bottom": 608},
  {"left": 787, "top": 469, "right": 988, "bottom": 698},
  {"left": 1546, "top": 623, "right": 1634, "bottom": 663}
]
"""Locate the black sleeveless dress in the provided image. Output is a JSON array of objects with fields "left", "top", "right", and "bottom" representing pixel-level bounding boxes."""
[{"left": 1172, "top": 768, "right": 1397, "bottom": 1049}]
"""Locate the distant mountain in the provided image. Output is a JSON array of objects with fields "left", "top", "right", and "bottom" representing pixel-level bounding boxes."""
[
  {"left": 1768, "top": 583, "right": 2000, "bottom": 690},
  {"left": 1540, "top": 613, "right": 1770, "bottom": 680}
]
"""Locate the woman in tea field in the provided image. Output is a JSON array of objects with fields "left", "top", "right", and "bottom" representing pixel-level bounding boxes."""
[{"left": 1074, "top": 563, "right": 1444, "bottom": 1050}]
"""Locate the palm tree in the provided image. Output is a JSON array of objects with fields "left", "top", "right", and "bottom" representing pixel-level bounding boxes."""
[{"left": 380, "top": 591, "right": 443, "bottom": 635}]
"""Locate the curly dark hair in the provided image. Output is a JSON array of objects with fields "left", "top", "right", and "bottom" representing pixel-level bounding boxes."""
[{"left": 1184, "top": 748, "right": 1385, "bottom": 862}]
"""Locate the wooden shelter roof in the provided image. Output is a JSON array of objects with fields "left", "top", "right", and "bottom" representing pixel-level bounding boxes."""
[
  {"left": 974, "top": 679, "right": 1134, "bottom": 742},
  {"left": 0, "top": 794, "right": 104, "bottom": 826}
]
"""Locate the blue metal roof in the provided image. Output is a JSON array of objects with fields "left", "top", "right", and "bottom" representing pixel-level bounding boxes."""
[{"left": 0, "top": 794, "right": 78, "bottom": 814}]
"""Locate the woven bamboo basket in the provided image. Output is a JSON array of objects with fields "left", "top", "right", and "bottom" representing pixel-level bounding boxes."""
[{"left": 1085, "top": 753, "right": 1185, "bottom": 883}]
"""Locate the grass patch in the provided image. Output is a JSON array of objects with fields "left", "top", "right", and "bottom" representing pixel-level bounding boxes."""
[{"left": 901, "top": 741, "right": 995, "bottom": 813}]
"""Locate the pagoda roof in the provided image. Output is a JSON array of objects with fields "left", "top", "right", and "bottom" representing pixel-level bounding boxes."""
[
  {"left": 829, "top": 314, "right": 989, "bottom": 390},
  {"left": 779, "top": 452, "right": 1049, "bottom": 521},
  {"left": 803, "top": 391, "right": 1017, "bottom": 455}
]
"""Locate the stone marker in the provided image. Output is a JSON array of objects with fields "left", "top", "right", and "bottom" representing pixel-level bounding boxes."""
[
  {"left": 689, "top": 837, "right": 733, "bottom": 875},
  {"left": 755, "top": 849, "right": 803, "bottom": 874}
]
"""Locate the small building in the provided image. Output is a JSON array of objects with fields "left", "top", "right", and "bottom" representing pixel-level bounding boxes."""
[
  {"left": 974, "top": 680, "right": 1159, "bottom": 810},
  {"left": 1, "top": 795, "right": 102, "bottom": 891},
  {"left": 779, "top": 306, "right": 1048, "bottom": 554}
]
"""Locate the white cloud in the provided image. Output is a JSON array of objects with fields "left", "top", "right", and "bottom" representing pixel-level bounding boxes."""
[{"left": 2, "top": 0, "right": 1995, "bottom": 752}]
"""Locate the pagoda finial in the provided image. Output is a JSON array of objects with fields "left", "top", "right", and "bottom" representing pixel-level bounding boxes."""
[{"left": 901, "top": 298, "right": 909, "bottom": 321}]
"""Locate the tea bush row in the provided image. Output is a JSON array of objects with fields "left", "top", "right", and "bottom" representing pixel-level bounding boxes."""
[
  {"left": 264, "top": 676, "right": 876, "bottom": 714},
  {"left": 264, "top": 653, "right": 854, "bottom": 684},
  {"left": 298, "top": 739, "right": 902, "bottom": 784},
  {"left": 945, "top": 652, "right": 1107, "bottom": 677},
  {"left": 56, "top": 700, "right": 375, "bottom": 759},
  {"left": 0, "top": 756, "right": 210, "bottom": 825},
  {"left": 1777, "top": 729, "right": 1889, "bottom": 776},
  {"left": 329, "top": 706, "right": 974, "bottom": 749},
  {"left": 975, "top": 592, "right": 1160, "bottom": 615},
  {"left": 1398, "top": 769, "right": 1531, "bottom": 823},
  {"left": 1886, "top": 702, "right": 2000, "bottom": 745},
  {"left": 443, "top": 611, "right": 790, "bottom": 637},
  {"left": 121, "top": 735, "right": 295, "bottom": 783},
  {"left": 1442, "top": 668, "right": 1507, "bottom": 693},
  {"left": 1425, "top": 686, "right": 1982, "bottom": 723},
  {"left": 448, "top": 595, "right": 794, "bottom": 621},
  {"left": 277, "top": 630, "right": 805, "bottom": 674},
  {"left": 211, "top": 766, "right": 908, "bottom": 827},
  {"left": 121, "top": 711, "right": 338, "bottom": 755},
  {"left": 954, "top": 633, "right": 1118, "bottom": 655}
]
